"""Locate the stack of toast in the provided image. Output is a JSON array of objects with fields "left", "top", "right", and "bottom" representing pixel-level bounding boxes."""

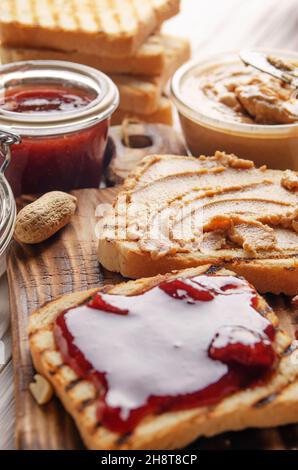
[{"left": 0, "top": 0, "right": 190, "bottom": 125}]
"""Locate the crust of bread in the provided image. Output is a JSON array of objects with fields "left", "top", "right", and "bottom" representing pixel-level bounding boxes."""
[
  {"left": 109, "top": 39, "right": 190, "bottom": 114},
  {"left": 97, "top": 239, "right": 298, "bottom": 295},
  {"left": 29, "top": 266, "right": 298, "bottom": 449},
  {"left": 111, "top": 97, "right": 173, "bottom": 126},
  {"left": 0, "top": 0, "right": 180, "bottom": 57},
  {"left": 0, "top": 34, "right": 189, "bottom": 77}
]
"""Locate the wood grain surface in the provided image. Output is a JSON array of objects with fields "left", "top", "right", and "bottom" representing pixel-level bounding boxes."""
[
  {"left": 6, "top": 187, "right": 298, "bottom": 450},
  {"left": 7, "top": 188, "right": 121, "bottom": 450}
]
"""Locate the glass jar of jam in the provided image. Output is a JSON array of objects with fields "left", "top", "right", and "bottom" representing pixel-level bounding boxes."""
[
  {"left": 0, "top": 130, "right": 18, "bottom": 275},
  {"left": 0, "top": 60, "right": 119, "bottom": 196}
]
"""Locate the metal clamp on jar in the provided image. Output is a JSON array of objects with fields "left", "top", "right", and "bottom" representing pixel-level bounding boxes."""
[{"left": 0, "top": 130, "right": 20, "bottom": 275}]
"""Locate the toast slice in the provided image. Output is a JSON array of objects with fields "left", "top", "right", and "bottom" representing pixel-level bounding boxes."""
[
  {"left": 0, "top": 34, "right": 190, "bottom": 77},
  {"left": 111, "top": 74, "right": 170, "bottom": 115},
  {"left": 109, "top": 40, "right": 189, "bottom": 114},
  {"left": 111, "top": 97, "right": 173, "bottom": 125},
  {"left": 29, "top": 265, "right": 298, "bottom": 450},
  {"left": 97, "top": 152, "right": 298, "bottom": 295},
  {"left": 0, "top": 0, "right": 180, "bottom": 57}
]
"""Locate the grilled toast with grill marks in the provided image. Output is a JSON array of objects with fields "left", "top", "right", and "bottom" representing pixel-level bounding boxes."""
[
  {"left": 29, "top": 266, "right": 298, "bottom": 450},
  {"left": 0, "top": 0, "right": 180, "bottom": 57},
  {"left": 97, "top": 152, "right": 298, "bottom": 295}
]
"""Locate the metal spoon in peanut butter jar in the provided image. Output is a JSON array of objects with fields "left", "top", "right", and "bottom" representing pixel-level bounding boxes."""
[{"left": 239, "top": 50, "right": 298, "bottom": 124}]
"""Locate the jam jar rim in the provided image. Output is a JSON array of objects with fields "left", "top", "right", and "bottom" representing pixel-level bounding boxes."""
[
  {"left": 0, "top": 60, "right": 119, "bottom": 137},
  {"left": 171, "top": 48, "right": 298, "bottom": 137}
]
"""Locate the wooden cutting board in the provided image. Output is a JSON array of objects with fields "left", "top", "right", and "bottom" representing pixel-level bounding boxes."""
[{"left": 6, "top": 187, "right": 298, "bottom": 450}]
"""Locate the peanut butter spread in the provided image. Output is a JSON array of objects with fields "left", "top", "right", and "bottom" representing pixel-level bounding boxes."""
[
  {"left": 183, "top": 62, "right": 298, "bottom": 125},
  {"left": 102, "top": 152, "right": 298, "bottom": 260}
]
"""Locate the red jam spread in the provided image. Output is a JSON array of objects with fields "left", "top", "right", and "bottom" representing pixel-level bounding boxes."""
[
  {"left": 3, "top": 85, "right": 109, "bottom": 196},
  {"left": 2, "top": 86, "right": 94, "bottom": 114},
  {"left": 54, "top": 274, "right": 276, "bottom": 435}
]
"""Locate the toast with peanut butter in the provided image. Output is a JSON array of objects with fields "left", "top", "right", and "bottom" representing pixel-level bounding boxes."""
[
  {"left": 0, "top": 0, "right": 180, "bottom": 57},
  {"left": 29, "top": 265, "right": 298, "bottom": 450},
  {"left": 97, "top": 152, "right": 298, "bottom": 295}
]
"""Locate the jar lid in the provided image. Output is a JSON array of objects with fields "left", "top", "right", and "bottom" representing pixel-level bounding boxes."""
[{"left": 0, "top": 60, "right": 119, "bottom": 136}]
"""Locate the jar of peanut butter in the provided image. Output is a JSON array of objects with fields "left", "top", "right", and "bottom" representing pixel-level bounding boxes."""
[{"left": 171, "top": 51, "right": 298, "bottom": 170}]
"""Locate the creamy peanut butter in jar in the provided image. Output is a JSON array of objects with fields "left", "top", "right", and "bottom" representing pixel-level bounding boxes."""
[{"left": 171, "top": 51, "right": 298, "bottom": 170}]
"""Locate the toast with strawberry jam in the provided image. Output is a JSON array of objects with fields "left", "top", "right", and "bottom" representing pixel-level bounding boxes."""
[{"left": 29, "top": 266, "right": 298, "bottom": 450}]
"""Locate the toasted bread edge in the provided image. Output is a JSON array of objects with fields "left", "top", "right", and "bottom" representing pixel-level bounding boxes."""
[{"left": 97, "top": 238, "right": 298, "bottom": 295}]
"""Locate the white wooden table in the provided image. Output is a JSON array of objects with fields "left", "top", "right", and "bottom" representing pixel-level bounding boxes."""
[{"left": 1, "top": 0, "right": 298, "bottom": 450}]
